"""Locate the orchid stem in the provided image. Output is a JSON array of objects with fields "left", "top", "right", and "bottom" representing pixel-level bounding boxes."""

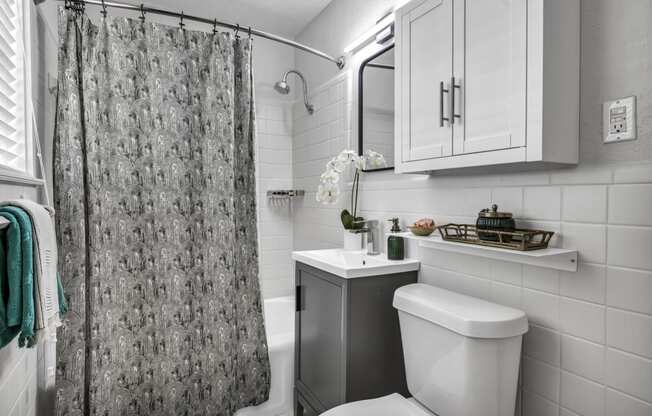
[
  {"left": 351, "top": 169, "right": 355, "bottom": 215},
  {"left": 353, "top": 169, "right": 360, "bottom": 219}
]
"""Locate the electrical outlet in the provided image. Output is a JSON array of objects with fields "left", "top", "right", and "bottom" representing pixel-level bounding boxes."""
[{"left": 603, "top": 96, "right": 636, "bottom": 143}]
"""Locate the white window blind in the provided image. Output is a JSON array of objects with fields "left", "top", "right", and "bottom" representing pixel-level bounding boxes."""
[{"left": 0, "top": 0, "right": 28, "bottom": 173}]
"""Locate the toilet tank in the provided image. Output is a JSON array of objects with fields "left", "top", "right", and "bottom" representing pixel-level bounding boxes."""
[{"left": 393, "top": 284, "right": 528, "bottom": 416}]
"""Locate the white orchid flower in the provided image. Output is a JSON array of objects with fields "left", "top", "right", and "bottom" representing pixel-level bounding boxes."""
[
  {"left": 336, "top": 150, "right": 358, "bottom": 163},
  {"left": 335, "top": 149, "right": 365, "bottom": 170},
  {"left": 364, "top": 150, "right": 387, "bottom": 169},
  {"left": 316, "top": 148, "right": 387, "bottom": 215},
  {"left": 326, "top": 157, "right": 346, "bottom": 173},
  {"left": 316, "top": 182, "right": 339, "bottom": 204},
  {"left": 320, "top": 168, "right": 340, "bottom": 184}
]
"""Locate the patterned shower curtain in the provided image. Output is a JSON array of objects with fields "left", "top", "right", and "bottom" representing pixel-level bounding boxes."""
[{"left": 53, "top": 7, "right": 270, "bottom": 416}]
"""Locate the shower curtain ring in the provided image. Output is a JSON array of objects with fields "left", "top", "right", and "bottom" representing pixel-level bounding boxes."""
[
  {"left": 179, "top": 11, "right": 185, "bottom": 29},
  {"left": 235, "top": 24, "right": 240, "bottom": 39},
  {"left": 139, "top": 4, "right": 145, "bottom": 22},
  {"left": 213, "top": 19, "right": 218, "bottom": 35},
  {"left": 248, "top": 26, "right": 252, "bottom": 39},
  {"left": 100, "top": 0, "right": 107, "bottom": 18},
  {"left": 73, "top": 0, "right": 86, "bottom": 16}
]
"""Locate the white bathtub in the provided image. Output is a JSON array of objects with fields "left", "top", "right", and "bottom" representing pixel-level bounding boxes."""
[{"left": 236, "top": 296, "right": 295, "bottom": 416}]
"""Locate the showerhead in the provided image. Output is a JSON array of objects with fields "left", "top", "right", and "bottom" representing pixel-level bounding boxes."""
[
  {"left": 274, "top": 70, "right": 314, "bottom": 115},
  {"left": 274, "top": 80, "right": 290, "bottom": 95}
]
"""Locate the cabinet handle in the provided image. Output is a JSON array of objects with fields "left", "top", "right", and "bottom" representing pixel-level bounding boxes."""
[
  {"left": 451, "top": 77, "right": 461, "bottom": 124},
  {"left": 295, "top": 285, "right": 302, "bottom": 312},
  {"left": 440, "top": 81, "right": 450, "bottom": 127}
]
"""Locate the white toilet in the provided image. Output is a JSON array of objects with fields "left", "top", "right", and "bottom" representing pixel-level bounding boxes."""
[{"left": 322, "top": 283, "right": 528, "bottom": 416}]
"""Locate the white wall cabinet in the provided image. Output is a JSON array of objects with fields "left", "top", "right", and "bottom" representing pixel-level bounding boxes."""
[{"left": 395, "top": 0, "right": 580, "bottom": 174}]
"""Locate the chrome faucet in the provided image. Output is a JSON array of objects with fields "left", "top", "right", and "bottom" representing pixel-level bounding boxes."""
[{"left": 353, "top": 219, "right": 381, "bottom": 255}]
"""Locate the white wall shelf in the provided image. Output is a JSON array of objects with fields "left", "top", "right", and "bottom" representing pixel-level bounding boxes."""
[{"left": 397, "top": 232, "right": 578, "bottom": 272}]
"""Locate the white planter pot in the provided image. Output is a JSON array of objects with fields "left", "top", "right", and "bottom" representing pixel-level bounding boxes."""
[{"left": 343, "top": 230, "right": 365, "bottom": 251}]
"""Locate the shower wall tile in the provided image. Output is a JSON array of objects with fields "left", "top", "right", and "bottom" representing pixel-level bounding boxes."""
[
  {"left": 523, "top": 357, "right": 560, "bottom": 403},
  {"left": 608, "top": 184, "right": 652, "bottom": 226},
  {"left": 522, "top": 289, "right": 559, "bottom": 330},
  {"left": 490, "top": 281, "right": 522, "bottom": 310},
  {"left": 522, "top": 266, "right": 560, "bottom": 294},
  {"left": 559, "top": 298, "right": 605, "bottom": 344},
  {"left": 606, "top": 308, "right": 652, "bottom": 359},
  {"left": 561, "top": 223, "right": 607, "bottom": 264},
  {"left": 491, "top": 187, "right": 524, "bottom": 217},
  {"left": 523, "top": 390, "right": 559, "bottom": 416},
  {"left": 606, "top": 267, "right": 652, "bottom": 315},
  {"left": 560, "top": 263, "right": 606, "bottom": 304},
  {"left": 523, "top": 187, "right": 561, "bottom": 221},
  {"left": 524, "top": 325, "right": 561, "bottom": 366},
  {"left": 605, "top": 348, "right": 652, "bottom": 403},
  {"left": 256, "top": 98, "right": 295, "bottom": 299},
  {"left": 560, "top": 370, "right": 605, "bottom": 416},
  {"left": 562, "top": 185, "right": 607, "bottom": 223},
  {"left": 607, "top": 226, "right": 652, "bottom": 271},
  {"left": 560, "top": 335, "right": 605, "bottom": 383},
  {"left": 605, "top": 389, "right": 652, "bottom": 416}
]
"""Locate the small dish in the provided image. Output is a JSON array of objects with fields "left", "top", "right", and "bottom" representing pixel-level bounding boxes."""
[{"left": 408, "top": 225, "right": 435, "bottom": 237}]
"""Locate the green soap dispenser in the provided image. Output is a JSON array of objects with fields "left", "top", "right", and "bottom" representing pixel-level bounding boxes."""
[{"left": 387, "top": 218, "right": 405, "bottom": 260}]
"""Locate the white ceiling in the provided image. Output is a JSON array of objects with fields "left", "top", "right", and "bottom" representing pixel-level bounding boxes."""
[{"left": 146, "top": 0, "right": 333, "bottom": 37}]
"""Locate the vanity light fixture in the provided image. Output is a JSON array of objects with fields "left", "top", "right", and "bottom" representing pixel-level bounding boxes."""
[
  {"left": 343, "top": 11, "right": 395, "bottom": 54},
  {"left": 375, "top": 22, "right": 394, "bottom": 44}
]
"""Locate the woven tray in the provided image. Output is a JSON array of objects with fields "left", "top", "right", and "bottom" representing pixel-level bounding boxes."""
[{"left": 437, "top": 224, "right": 554, "bottom": 251}]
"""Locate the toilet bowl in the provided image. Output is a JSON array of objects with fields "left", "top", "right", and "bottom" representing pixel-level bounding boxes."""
[{"left": 322, "top": 283, "right": 528, "bottom": 416}]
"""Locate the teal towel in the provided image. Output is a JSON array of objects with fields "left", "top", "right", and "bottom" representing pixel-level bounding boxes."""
[
  {"left": 0, "top": 207, "right": 35, "bottom": 348},
  {"left": 0, "top": 232, "right": 7, "bottom": 334},
  {"left": 0, "top": 211, "right": 23, "bottom": 347}
]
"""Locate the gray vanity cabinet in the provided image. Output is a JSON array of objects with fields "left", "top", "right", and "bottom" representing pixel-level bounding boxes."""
[{"left": 294, "top": 262, "right": 417, "bottom": 415}]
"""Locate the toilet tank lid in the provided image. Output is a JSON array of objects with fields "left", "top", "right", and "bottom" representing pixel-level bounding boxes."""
[{"left": 393, "top": 284, "right": 528, "bottom": 338}]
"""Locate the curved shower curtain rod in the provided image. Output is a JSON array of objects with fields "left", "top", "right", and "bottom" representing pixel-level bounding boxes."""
[{"left": 55, "top": 0, "right": 346, "bottom": 69}]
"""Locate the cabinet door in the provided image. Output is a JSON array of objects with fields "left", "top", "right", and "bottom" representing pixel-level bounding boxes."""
[
  {"left": 452, "top": 0, "right": 527, "bottom": 155},
  {"left": 399, "top": 0, "right": 453, "bottom": 162},
  {"left": 296, "top": 267, "right": 345, "bottom": 410}
]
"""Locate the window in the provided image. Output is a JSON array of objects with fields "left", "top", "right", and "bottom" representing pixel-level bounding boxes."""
[{"left": 0, "top": 0, "right": 31, "bottom": 175}]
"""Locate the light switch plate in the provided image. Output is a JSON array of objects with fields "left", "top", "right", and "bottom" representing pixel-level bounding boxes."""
[{"left": 603, "top": 96, "right": 636, "bottom": 143}]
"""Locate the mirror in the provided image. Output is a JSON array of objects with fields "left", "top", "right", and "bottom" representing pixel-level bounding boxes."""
[{"left": 358, "top": 44, "right": 395, "bottom": 172}]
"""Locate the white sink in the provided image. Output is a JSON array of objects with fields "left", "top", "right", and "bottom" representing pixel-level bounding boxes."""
[{"left": 292, "top": 249, "right": 421, "bottom": 279}]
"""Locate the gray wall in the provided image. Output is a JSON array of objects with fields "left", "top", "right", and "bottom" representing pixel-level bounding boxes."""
[{"left": 579, "top": 0, "right": 652, "bottom": 162}]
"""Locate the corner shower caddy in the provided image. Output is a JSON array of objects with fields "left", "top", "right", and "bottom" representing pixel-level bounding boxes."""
[{"left": 266, "top": 189, "right": 305, "bottom": 201}]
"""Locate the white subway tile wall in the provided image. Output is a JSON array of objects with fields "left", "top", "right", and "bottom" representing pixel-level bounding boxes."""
[
  {"left": 560, "top": 335, "right": 605, "bottom": 383},
  {"left": 0, "top": 340, "right": 37, "bottom": 416},
  {"left": 291, "top": 75, "right": 652, "bottom": 416},
  {"left": 256, "top": 98, "right": 295, "bottom": 299}
]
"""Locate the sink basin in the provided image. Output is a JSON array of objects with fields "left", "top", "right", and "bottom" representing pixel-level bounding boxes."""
[{"left": 292, "top": 249, "right": 420, "bottom": 279}]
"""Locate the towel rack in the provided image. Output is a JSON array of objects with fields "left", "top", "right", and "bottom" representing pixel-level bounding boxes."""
[{"left": 0, "top": 108, "right": 51, "bottom": 231}]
